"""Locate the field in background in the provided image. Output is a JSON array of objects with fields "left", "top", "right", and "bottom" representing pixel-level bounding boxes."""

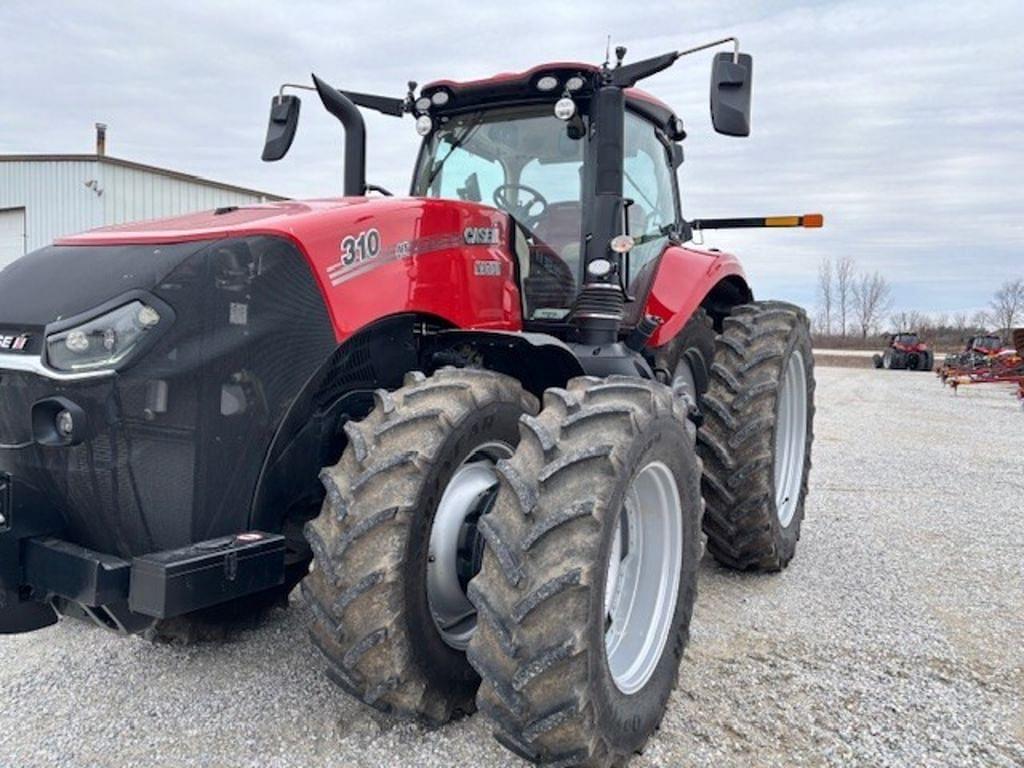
[{"left": 814, "top": 348, "right": 878, "bottom": 369}]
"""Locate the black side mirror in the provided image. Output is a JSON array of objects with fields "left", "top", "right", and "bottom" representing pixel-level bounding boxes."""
[
  {"left": 262, "top": 95, "right": 301, "bottom": 161},
  {"left": 710, "top": 52, "right": 753, "bottom": 137}
]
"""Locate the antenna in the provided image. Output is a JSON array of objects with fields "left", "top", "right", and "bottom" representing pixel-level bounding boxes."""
[{"left": 604, "top": 35, "right": 611, "bottom": 67}]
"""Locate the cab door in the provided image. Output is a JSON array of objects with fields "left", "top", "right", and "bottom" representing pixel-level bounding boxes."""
[{"left": 620, "top": 111, "right": 683, "bottom": 324}]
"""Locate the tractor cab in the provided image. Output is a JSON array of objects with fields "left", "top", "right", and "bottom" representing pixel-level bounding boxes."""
[
  {"left": 969, "top": 334, "right": 1003, "bottom": 353},
  {"left": 409, "top": 64, "right": 683, "bottom": 326},
  {"left": 892, "top": 332, "right": 922, "bottom": 349}
]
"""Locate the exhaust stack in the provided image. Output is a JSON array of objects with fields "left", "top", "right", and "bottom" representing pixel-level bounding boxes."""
[{"left": 95, "top": 123, "right": 107, "bottom": 157}]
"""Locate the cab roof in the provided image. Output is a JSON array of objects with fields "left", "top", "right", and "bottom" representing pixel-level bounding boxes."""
[{"left": 421, "top": 61, "right": 682, "bottom": 137}]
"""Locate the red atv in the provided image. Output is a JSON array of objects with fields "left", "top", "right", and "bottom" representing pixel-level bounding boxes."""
[
  {"left": 0, "top": 40, "right": 820, "bottom": 766},
  {"left": 873, "top": 332, "right": 933, "bottom": 371}
]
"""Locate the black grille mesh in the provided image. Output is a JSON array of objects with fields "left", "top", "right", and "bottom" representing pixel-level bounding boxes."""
[{"left": 0, "top": 236, "right": 336, "bottom": 558}]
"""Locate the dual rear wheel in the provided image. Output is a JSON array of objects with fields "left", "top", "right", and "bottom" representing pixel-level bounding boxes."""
[{"left": 302, "top": 301, "right": 814, "bottom": 766}]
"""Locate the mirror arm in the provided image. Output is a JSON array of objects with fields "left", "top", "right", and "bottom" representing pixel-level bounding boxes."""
[
  {"left": 609, "top": 37, "right": 742, "bottom": 88},
  {"left": 276, "top": 83, "right": 316, "bottom": 102},
  {"left": 277, "top": 83, "right": 407, "bottom": 117},
  {"left": 341, "top": 90, "right": 407, "bottom": 117},
  {"left": 677, "top": 36, "right": 740, "bottom": 64}
]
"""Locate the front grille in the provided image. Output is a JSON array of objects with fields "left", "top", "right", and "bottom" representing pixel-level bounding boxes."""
[
  {"left": 0, "top": 234, "right": 337, "bottom": 560},
  {"left": 0, "top": 472, "right": 10, "bottom": 531}
]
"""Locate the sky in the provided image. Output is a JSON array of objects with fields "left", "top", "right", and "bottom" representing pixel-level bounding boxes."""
[{"left": 1, "top": 0, "right": 1022, "bottom": 316}]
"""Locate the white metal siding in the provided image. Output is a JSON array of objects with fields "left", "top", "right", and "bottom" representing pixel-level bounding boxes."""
[
  {"left": 0, "top": 160, "right": 104, "bottom": 252},
  {"left": 0, "top": 159, "right": 274, "bottom": 253},
  {"left": 97, "top": 163, "right": 270, "bottom": 226},
  {"left": 0, "top": 207, "right": 27, "bottom": 269}
]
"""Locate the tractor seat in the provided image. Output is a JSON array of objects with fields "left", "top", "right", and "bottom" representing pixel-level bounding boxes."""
[{"left": 533, "top": 202, "right": 582, "bottom": 262}]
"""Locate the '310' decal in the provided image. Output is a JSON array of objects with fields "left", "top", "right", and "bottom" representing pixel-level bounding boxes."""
[{"left": 340, "top": 228, "right": 381, "bottom": 266}]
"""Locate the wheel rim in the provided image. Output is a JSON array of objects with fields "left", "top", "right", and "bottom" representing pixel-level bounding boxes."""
[
  {"left": 773, "top": 351, "right": 808, "bottom": 528},
  {"left": 604, "top": 461, "right": 684, "bottom": 695},
  {"left": 672, "top": 357, "right": 698, "bottom": 405},
  {"left": 427, "top": 441, "right": 513, "bottom": 650}
]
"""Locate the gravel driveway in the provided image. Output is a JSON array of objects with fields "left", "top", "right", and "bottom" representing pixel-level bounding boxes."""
[{"left": 1, "top": 367, "right": 1022, "bottom": 767}]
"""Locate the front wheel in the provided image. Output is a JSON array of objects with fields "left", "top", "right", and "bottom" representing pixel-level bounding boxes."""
[
  {"left": 698, "top": 301, "right": 815, "bottom": 571},
  {"left": 303, "top": 367, "right": 537, "bottom": 724},
  {"left": 468, "top": 377, "right": 701, "bottom": 767}
]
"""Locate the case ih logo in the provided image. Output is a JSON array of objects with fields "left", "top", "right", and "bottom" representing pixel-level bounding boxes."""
[
  {"left": 0, "top": 334, "right": 30, "bottom": 352},
  {"left": 464, "top": 226, "right": 501, "bottom": 245}
]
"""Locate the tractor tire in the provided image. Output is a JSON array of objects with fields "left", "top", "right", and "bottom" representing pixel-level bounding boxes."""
[
  {"left": 302, "top": 367, "right": 537, "bottom": 725},
  {"left": 654, "top": 308, "right": 716, "bottom": 406},
  {"left": 873, "top": 354, "right": 883, "bottom": 369},
  {"left": 882, "top": 349, "right": 894, "bottom": 369},
  {"left": 467, "top": 377, "right": 701, "bottom": 767},
  {"left": 920, "top": 351, "right": 934, "bottom": 371},
  {"left": 698, "top": 301, "right": 815, "bottom": 571}
]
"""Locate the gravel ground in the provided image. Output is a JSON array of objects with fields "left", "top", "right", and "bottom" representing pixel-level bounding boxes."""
[{"left": 1, "top": 367, "right": 1022, "bottom": 768}]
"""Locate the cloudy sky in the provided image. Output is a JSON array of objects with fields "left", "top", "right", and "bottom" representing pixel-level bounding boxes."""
[{"left": 2, "top": 0, "right": 1022, "bottom": 315}]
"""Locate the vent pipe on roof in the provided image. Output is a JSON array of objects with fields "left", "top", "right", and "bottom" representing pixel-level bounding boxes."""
[{"left": 95, "top": 123, "right": 107, "bottom": 157}]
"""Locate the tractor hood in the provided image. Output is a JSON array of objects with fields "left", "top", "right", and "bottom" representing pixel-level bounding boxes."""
[
  {"left": 8, "top": 197, "right": 517, "bottom": 345},
  {"left": 53, "top": 198, "right": 506, "bottom": 249},
  {"left": 0, "top": 240, "right": 207, "bottom": 328}
]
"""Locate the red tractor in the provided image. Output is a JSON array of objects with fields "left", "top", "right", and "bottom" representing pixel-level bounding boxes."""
[
  {"left": 873, "top": 332, "right": 934, "bottom": 371},
  {"left": 940, "top": 334, "right": 1005, "bottom": 372},
  {"left": 0, "top": 40, "right": 820, "bottom": 766}
]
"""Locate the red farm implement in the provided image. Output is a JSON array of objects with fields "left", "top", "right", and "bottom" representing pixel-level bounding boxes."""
[{"left": 939, "top": 330, "right": 1024, "bottom": 403}]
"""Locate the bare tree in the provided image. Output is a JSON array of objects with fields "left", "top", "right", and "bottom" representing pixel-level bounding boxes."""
[
  {"left": 972, "top": 309, "right": 992, "bottom": 331},
  {"left": 990, "top": 278, "right": 1024, "bottom": 334},
  {"left": 835, "top": 256, "right": 855, "bottom": 337},
  {"left": 952, "top": 312, "right": 968, "bottom": 332},
  {"left": 890, "top": 309, "right": 923, "bottom": 332},
  {"left": 816, "top": 256, "right": 833, "bottom": 335},
  {"left": 852, "top": 271, "right": 892, "bottom": 338}
]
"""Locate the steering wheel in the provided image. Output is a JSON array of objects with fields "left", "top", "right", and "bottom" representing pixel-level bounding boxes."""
[{"left": 493, "top": 183, "right": 548, "bottom": 225}]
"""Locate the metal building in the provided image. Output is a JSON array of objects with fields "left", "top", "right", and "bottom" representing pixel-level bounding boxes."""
[{"left": 0, "top": 125, "right": 284, "bottom": 269}]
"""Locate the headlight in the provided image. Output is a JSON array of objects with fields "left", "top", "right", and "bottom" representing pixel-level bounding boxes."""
[{"left": 46, "top": 301, "right": 161, "bottom": 372}]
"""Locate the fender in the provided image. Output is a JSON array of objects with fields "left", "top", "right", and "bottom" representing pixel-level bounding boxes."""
[
  {"left": 643, "top": 245, "right": 752, "bottom": 347},
  {"left": 247, "top": 320, "right": 586, "bottom": 533},
  {"left": 423, "top": 329, "right": 586, "bottom": 398}
]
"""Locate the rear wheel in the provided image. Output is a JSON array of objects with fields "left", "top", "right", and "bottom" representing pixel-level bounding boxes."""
[
  {"left": 468, "top": 377, "right": 701, "bottom": 767},
  {"left": 302, "top": 367, "right": 537, "bottom": 724},
  {"left": 655, "top": 308, "right": 716, "bottom": 408},
  {"left": 698, "top": 301, "right": 815, "bottom": 571}
]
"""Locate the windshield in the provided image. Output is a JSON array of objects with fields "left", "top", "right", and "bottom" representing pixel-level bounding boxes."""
[
  {"left": 895, "top": 334, "right": 919, "bottom": 345},
  {"left": 411, "top": 106, "right": 680, "bottom": 323},
  {"left": 413, "top": 107, "right": 586, "bottom": 319}
]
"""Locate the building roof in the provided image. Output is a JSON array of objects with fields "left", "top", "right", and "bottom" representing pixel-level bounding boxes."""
[{"left": 0, "top": 153, "right": 286, "bottom": 201}]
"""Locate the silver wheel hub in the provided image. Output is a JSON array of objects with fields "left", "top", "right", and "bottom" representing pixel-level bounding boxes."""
[
  {"left": 773, "top": 351, "right": 808, "bottom": 528},
  {"left": 427, "top": 441, "right": 512, "bottom": 650},
  {"left": 604, "top": 461, "right": 684, "bottom": 695}
]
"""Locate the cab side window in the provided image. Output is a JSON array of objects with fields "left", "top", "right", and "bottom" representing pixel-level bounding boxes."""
[{"left": 623, "top": 112, "right": 679, "bottom": 283}]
